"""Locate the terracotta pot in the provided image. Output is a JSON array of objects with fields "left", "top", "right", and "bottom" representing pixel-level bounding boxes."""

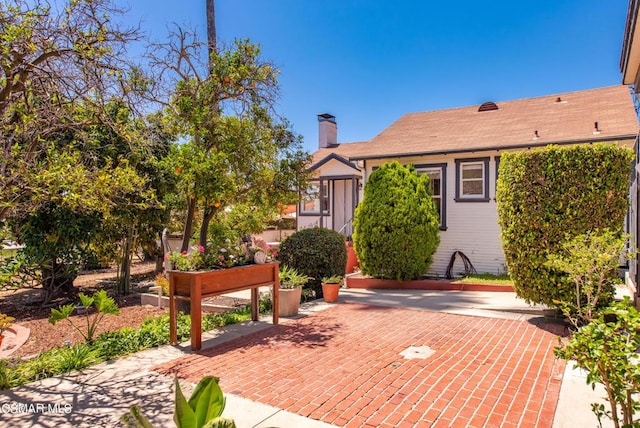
[
  {"left": 322, "top": 283, "right": 341, "bottom": 303},
  {"left": 345, "top": 241, "right": 359, "bottom": 274},
  {"left": 0, "top": 334, "right": 4, "bottom": 349},
  {"left": 279, "top": 287, "right": 302, "bottom": 317}
]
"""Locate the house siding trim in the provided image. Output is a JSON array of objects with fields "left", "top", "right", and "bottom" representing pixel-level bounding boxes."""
[{"left": 454, "top": 157, "right": 491, "bottom": 202}]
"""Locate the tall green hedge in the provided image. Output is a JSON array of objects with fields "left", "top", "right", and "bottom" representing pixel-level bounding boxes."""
[
  {"left": 353, "top": 161, "right": 440, "bottom": 280},
  {"left": 496, "top": 143, "right": 633, "bottom": 306}
]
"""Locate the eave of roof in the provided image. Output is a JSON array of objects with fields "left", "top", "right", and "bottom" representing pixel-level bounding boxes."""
[
  {"left": 308, "top": 153, "right": 360, "bottom": 172},
  {"left": 621, "top": 0, "right": 640, "bottom": 85},
  {"left": 348, "top": 135, "right": 637, "bottom": 161}
]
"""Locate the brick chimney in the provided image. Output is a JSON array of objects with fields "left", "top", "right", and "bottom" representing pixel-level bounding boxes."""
[{"left": 318, "top": 113, "right": 337, "bottom": 148}]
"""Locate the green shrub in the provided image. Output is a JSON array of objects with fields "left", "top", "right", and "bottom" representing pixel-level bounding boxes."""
[
  {"left": 93, "top": 328, "right": 142, "bottom": 359},
  {"left": 497, "top": 144, "right": 633, "bottom": 306},
  {"left": 0, "top": 360, "right": 24, "bottom": 390},
  {"left": 353, "top": 161, "right": 440, "bottom": 280},
  {"left": 15, "top": 349, "right": 63, "bottom": 383},
  {"left": 555, "top": 299, "right": 640, "bottom": 428},
  {"left": 276, "top": 227, "right": 346, "bottom": 297},
  {"left": 546, "top": 230, "right": 628, "bottom": 326},
  {"left": 54, "top": 343, "right": 102, "bottom": 372}
]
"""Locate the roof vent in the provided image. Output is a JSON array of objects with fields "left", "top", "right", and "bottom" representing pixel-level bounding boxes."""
[{"left": 478, "top": 101, "right": 498, "bottom": 112}]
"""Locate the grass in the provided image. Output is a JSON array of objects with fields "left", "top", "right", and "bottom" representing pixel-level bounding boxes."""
[{"left": 452, "top": 273, "right": 513, "bottom": 286}]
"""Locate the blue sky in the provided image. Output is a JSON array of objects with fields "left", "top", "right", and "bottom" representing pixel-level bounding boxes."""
[{"left": 123, "top": 1, "right": 630, "bottom": 154}]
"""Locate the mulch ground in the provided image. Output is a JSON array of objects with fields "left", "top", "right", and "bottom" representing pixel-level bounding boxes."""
[
  {"left": 0, "top": 262, "right": 166, "bottom": 358},
  {"left": 154, "top": 303, "right": 568, "bottom": 428}
]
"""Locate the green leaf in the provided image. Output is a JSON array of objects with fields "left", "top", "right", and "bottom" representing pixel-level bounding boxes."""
[
  {"left": 188, "top": 376, "right": 225, "bottom": 426},
  {"left": 93, "top": 289, "right": 120, "bottom": 315},
  {"left": 202, "top": 417, "right": 236, "bottom": 428},
  {"left": 48, "top": 304, "right": 76, "bottom": 325},
  {"left": 174, "top": 376, "right": 197, "bottom": 428},
  {"left": 121, "top": 405, "right": 155, "bottom": 428},
  {"left": 79, "top": 293, "right": 94, "bottom": 309}
]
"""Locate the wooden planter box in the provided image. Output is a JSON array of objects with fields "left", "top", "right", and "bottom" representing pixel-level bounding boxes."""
[{"left": 169, "top": 262, "right": 279, "bottom": 350}]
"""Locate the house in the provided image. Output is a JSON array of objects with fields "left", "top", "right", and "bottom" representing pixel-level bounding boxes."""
[
  {"left": 299, "top": 86, "right": 639, "bottom": 276},
  {"left": 620, "top": 0, "right": 640, "bottom": 297}
]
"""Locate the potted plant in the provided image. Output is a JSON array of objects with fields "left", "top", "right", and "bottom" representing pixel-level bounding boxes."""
[
  {"left": 279, "top": 266, "right": 312, "bottom": 317},
  {"left": 0, "top": 313, "right": 15, "bottom": 348},
  {"left": 321, "top": 275, "right": 344, "bottom": 303}
]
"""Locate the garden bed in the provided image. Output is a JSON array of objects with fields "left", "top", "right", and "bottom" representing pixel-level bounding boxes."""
[
  {"left": 346, "top": 273, "right": 514, "bottom": 292},
  {"left": 0, "top": 262, "right": 164, "bottom": 358}
]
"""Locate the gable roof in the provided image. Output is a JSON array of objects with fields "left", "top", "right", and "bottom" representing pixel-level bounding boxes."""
[
  {"left": 315, "top": 86, "right": 638, "bottom": 162},
  {"left": 309, "top": 153, "right": 361, "bottom": 172},
  {"left": 310, "top": 142, "right": 369, "bottom": 165}
]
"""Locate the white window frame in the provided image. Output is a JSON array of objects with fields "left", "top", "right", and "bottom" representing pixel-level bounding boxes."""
[
  {"left": 460, "top": 162, "right": 485, "bottom": 198},
  {"left": 455, "top": 158, "right": 490, "bottom": 202}
]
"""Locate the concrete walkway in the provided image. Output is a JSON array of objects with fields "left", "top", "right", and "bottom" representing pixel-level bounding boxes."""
[{"left": 1, "top": 288, "right": 612, "bottom": 427}]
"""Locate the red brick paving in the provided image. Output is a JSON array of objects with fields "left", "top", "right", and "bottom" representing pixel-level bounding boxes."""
[{"left": 153, "top": 303, "right": 567, "bottom": 427}]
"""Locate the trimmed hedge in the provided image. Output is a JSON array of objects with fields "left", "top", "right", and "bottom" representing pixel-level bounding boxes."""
[
  {"left": 276, "top": 227, "right": 347, "bottom": 297},
  {"left": 496, "top": 143, "right": 633, "bottom": 306},
  {"left": 353, "top": 161, "right": 440, "bottom": 280}
]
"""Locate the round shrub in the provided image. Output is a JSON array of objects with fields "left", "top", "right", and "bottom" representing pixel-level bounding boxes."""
[
  {"left": 353, "top": 161, "right": 440, "bottom": 280},
  {"left": 497, "top": 144, "right": 633, "bottom": 306},
  {"left": 277, "top": 227, "right": 347, "bottom": 297}
]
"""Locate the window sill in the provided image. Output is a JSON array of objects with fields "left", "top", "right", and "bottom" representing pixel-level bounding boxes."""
[
  {"left": 298, "top": 212, "right": 330, "bottom": 216},
  {"left": 454, "top": 197, "right": 491, "bottom": 203}
]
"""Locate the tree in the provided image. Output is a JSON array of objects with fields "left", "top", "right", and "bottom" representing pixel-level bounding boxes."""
[
  {"left": 5, "top": 99, "right": 166, "bottom": 302},
  {"left": 353, "top": 161, "right": 440, "bottom": 280},
  {"left": 6, "top": 149, "right": 148, "bottom": 304},
  {"left": 85, "top": 107, "right": 173, "bottom": 295},
  {"left": 148, "top": 28, "right": 310, "bottom": 251},
  {"left": 0, "top": 0, "right": 142, "bottom": 222}
]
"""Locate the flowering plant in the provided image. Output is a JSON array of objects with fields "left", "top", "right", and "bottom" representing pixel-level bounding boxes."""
[
  {"left": 167, "top": 241, "right": 258, "bottom": 272},
  {"left": 168, "top": 246, "right": 206, "bottom": 271},
  {"left": 252, "top": 237, "right": 278, "bottom": 261}
]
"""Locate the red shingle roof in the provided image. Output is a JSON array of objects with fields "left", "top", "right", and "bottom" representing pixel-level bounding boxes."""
[{"left": 313, "top": 86, "right": 639, "bottom": 162}]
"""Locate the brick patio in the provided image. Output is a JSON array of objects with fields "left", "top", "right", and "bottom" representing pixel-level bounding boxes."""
[{"left": 154, "top": 303, "right": 567, "bottom": 428}]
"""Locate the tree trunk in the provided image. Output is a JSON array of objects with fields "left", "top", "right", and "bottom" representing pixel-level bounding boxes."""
[
  {"left": 181, "top": 195, "right": 197, "bottom": 252},
  {"left": 201, "top": 0, "right": 218, "bottom": 247},
  {"left": 117, "top": 223, "right": 136, "bottom": 295},
  {"left": 199, "top": 207, "right": 217, "bottom": 248},
  {"left": 206, "top": 0, "right": 217, "bottom": 66},
  {"left": 41, "top": 259, "right": 76, "bottom": 306}
]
